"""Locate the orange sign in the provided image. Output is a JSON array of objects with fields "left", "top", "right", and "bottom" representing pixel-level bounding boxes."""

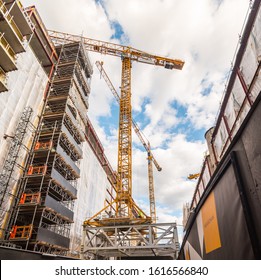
[{"left": 201, "top": 192, "right": 221, "bottom": 254}]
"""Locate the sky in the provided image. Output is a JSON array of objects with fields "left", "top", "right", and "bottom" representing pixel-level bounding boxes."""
[{"left": 22, "top": 0, "right": 250, "bottom": 236}]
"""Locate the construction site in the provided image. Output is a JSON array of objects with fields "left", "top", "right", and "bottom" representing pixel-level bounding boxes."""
[{"left": 0, "top": 0, "right": 260, "bottom": 260}]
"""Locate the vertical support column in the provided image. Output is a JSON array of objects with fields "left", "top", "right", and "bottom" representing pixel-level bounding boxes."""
[
  {"left": 148, "top": 145, "right": 156, "bottom": 223},
  {"left": 117, "top": 57, "right": 132, "bottom": 218}
]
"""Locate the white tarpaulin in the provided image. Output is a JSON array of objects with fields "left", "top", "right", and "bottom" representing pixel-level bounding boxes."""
[
  {"left": 0, "top": 44, "right": 48, "bottom": 233},
  {"left": 69, "top": 140, "right": 111, "bottom": 256},
  {"left": 0, "top": 44, "right": 47, "bottom": 167}
]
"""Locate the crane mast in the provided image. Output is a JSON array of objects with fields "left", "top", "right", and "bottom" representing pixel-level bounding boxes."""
[
  {"left": 49, "top": 30, "right": 184, "bottom": 225},
  {"left": 95, "top": 61, "right": 160, "bottom": 223},
  {"left": 95, "top": 60, "right": 162, "bottom": 172},
  {"left": 117, "top": 57, "right": 133, "bottom": 218},
  {"left": 147, "top": 143, "right": 156, "bottom": 223}
]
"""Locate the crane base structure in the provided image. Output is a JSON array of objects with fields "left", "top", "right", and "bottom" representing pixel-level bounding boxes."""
[{"left": 80, "top": 222, "right": 180, "bottom": 260}]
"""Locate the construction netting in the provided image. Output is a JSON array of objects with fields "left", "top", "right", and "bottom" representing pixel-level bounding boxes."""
[
  {"left": 69, "top": 141, "right": 111, "bottom": 257},
  {"left": 0, "top": 45, "right": 47, "bottom": 166},
  {"left": 0, "top": 44, "right": 48, "bottom": 236}
]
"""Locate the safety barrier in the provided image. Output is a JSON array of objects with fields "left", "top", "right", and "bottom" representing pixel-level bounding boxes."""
[{"left": 9, "top": 225, "right": 33, "bottom": 240}]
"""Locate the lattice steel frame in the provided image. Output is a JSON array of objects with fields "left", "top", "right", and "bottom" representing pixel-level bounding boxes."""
[{"left": 81, "top": 222, "right": 180, "bottom": 259}]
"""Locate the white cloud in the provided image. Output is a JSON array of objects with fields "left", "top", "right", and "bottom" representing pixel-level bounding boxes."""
[
  {"left": 132, "top": 133, "right": 206, "bottom": 217},
  {"left": 22, "top": 0, "right": 113, "bottom": 39},
  {"left": 21, "top": 0, "right": 250, "bottom": 232},
  {"left": 102, "top": 0, "right": 249, "bottom": 130}
]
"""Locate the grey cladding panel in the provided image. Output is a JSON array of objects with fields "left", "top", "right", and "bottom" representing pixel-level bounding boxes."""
[
  {"left": 45, "top": 195, "right": 74, "bottom": 221},
  {"left": 37, "top": 228, "right": 70, "bottom": 249}
]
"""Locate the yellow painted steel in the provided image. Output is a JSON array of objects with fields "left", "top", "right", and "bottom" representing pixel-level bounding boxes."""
[
  {"left": 187, "top": 173, "right": 200, "bottom": 180},
  {"left": 147, "top": 145, "right": 156, "bottom": 223},
  {"left": 49, "top": 30, "right": 185, "bottom": 70},
  {"left": 95, "top": 61, "right": 160, "bottom": 224},
  {"left": 116, "top": 57, "right": 133, "bottom": 218}
]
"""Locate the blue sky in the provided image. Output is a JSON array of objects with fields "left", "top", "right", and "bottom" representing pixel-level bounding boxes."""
[{"left": 22, "top": 0, "right": 250, "bottom": 232}]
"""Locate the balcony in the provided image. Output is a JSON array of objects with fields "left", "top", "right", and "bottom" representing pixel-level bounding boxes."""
[
  {"left": 0, "top": 32, "right": 17, "bottom": 72},
  {"left": 0, "top": 2, "right": 25, "bottom": 53},
  {"left": 2, "top": 0, "right": 33, "bottom": 37}
]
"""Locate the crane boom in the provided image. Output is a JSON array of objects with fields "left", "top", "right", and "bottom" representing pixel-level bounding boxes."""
[
  {"left": 49, "top": 30, "right": 184, "bottom": 70},
  {"left": 48, "top": 30, "right": 184, "bottom": 225}
]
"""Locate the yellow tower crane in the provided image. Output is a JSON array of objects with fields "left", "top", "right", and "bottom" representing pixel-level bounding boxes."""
[
  {"left": 49, "top": 30, "right": 184, "bottom": 226},
  {"left": 95, "top": 60, "right": 161, "bottom": 224}
]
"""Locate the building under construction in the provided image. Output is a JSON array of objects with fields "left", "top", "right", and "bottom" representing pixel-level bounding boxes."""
[
  {"left": 0, "top": 0, "right": 117, "bottom": 258},
  {"left": 0, "top": 0, "right": 260, "bottom": 260}
]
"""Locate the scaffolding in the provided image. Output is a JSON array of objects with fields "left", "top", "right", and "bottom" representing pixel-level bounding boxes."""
[
  {"left": 3, "top": 42, "right": 92, "bottom": 255},
  {"left": 0, "top": 107, "right": 34, "bottom": 239}
]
